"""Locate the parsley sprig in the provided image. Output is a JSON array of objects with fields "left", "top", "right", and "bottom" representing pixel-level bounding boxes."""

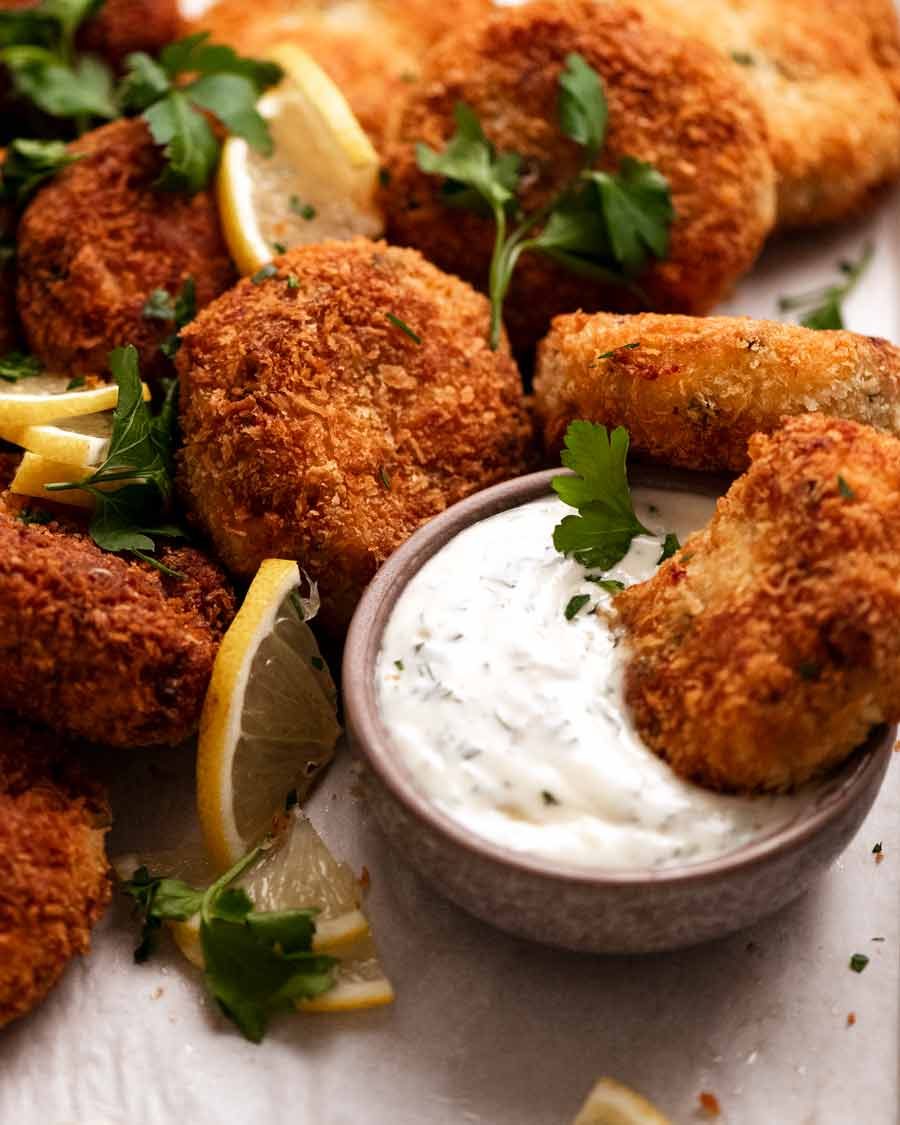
[
  {"left": 0, "top": 137, "right": 80, "bottom": 205},
  {"left": 0, "top": 351, "right": 42, "bottom": 382},
  {"left": 44, "top": 345, "right": 184, "bottom": 572},
  {"left": 142, "top": 276, "right": 196, "bottom": 357},
  {"left": 117, "top": 33, "right": 283, "bottom": 193},
  {"left": 122, "top": 837, "right": 338, "bottom": 1043},
  {"left": 779, "top": 244, "right": 873, "bottom": 330},
  {"left": 416, "top": 53, "right": 674, "bottom": 348}
]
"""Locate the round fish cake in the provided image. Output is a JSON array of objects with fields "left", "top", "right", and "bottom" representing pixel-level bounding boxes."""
[
  {"left": 177, "top": 239, "right": 533, "bottom": 634},
  {"left": 534, "top": 312, "right": 900, "bottom": 471},
  {"left": 381, "top": 0, "right": 776, "bottom": 355},
  {"left": 16, "top": 118, "right": 235, "bottom": 384},
  {"left": 628, "top": 0, "right": 900, "bottom": 228},
  {"left": 616, "top": 415, "right": 900, "bottom": 792}
]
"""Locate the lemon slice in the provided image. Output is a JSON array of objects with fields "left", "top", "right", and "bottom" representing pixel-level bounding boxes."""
[
  {"left": 0, "top": 412, "right": 113, "bottom": 467},
  {"left": 197, "top": 559, "right": 341, "bottom": 871},
  {"left": 297, "top": 932, "right": 394, "bottom": 1013},
  {"left": 0, "top": 375, "right": 119, "bottom": 426},
  {"left": 218, "top": 42, "right": 383, "bottom": 276},
  {"left": 572, "top": 1078, "right": 673, "bottom": 1125},
  {"left": 9, "top": 452, "right": 94, "bottom": 509}
]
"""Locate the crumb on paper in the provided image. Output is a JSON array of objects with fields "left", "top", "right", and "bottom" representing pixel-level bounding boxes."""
[
  {"left": 359, "top": 865, "right": 371, "bottom": 890},
  {"left": 698, "top": 1091, "right": 721, "bottom": 1117},
  {"left": 152, "top": 986, "right": 164, "bottom": 1000},
  {"left": 847, "top": 1012, "right": 857, "bottom": 1027}
]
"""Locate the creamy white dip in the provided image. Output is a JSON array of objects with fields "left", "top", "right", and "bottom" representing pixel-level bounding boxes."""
[{"left": 376, "top": 488, "right": 818, "bottom": 871}]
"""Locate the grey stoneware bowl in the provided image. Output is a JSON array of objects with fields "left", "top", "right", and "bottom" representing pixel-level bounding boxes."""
[{"left": 343, "top": 466, "right": 895, "bottom": 954}]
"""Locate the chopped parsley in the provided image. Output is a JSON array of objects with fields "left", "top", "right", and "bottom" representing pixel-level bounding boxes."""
[
  {"left": 849, "top": 953, "right": 870, "bottom": 974},
  {"left": 541, "top": 790, "right": 560, "bottom": 806},
  {"left": 394, "top": 659, "right": 404, "bottom": 672},
  {"left": 552, "top": 421, "right": 649, "bottom": 570},
  {"left": 385, "top": 312, "right": 422, "bottom": 344},
  {"left": 0, "top": 351, "right": 42, "bottom": 382},
  {"left": 117, "top": 33, "right": 282, "bottom": 193},
  {"left": 285, "top": 275, "right": 300, "bottom": 290},
  {"left": 837, "top": 475, "right": 855, "bottom": 501},
  {"left": 416, "top": 53, "right": 673, "bottom": 348},
  {"left": 588, "top": 576, "right": 625, "bottom": 594},
  {"left": 43, "top": 345, "right": 185, "bottom": 573},
  {"left": 271, "top": 240, "right": 287, "bottom": 255},
  {"left": 289, "top": 196, "right": 316, "bottom": 220},
  {"left": 730, "top": 50, "right": 755, "bottom": 66},
  {"left": 595, "top": 341, "right": 640, "bottom": 362},
  {"left": 657, "top": 532, "right": 680, "bottom": 564},
  {"left": 0, "top": 139, "right": 80, "bottom": 205},
  {"left": 16, "top": 506, "right": 51, "bottom": 525},
  {"left": 378, "top": 465, "right": 392, "bottom": 490},
  {"left": 872, "top": 842, "right": 883, "bottom": 855},
  {"left": 143, "top": 277, "right": 196, "bottom": 358},
  {"left": 121, "top": 836, "right": 338, "bottom": 1043},
  {"left": 779, "top": 244, "right": 873, "bottom": 330},
  {"left": 251, "top": 263, "right": 278, "bottom": 284},
  {"left": 66, "top": 374, "right": 86, "bottom": 390},
  {"left": 564, "top": 593, "right": 591, "bottom": 620}
]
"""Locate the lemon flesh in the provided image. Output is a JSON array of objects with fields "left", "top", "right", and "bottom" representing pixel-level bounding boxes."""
[
  {"left": 10, "top": 453, "right": 94, "bottom": 509},
  {"left": 0, "top": 375, "right": 120, "bottom": 426},
  {"left": 197, "top": 559, "right": 341, "bottom": 871},
  {"left": 218, "top": 42, "right": 382, "bottom": 276},
  {"left": 572, "top": 1078, "right": 673, "bottom": 1125},
  {"left": 0, "top": 412, "right": 113, "bottom": 467}
]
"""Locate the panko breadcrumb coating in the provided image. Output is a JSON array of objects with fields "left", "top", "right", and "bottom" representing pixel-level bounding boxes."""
[
  {"left": 177, "top": 239, "right": 532, "bottom": 633},
  {"left": 616, "top": 414, "right": 900, "bottom": 793},
  {"left": 0, "top": 491, "right": 236, "bottom": 748},
  {"left": 190, "top": 0, "right": 492, "bottom": 149},
  {"left": 16, "top": 118, "right": 235, "bottom": 383},
  {"left": 0, "top": 715, "right": 110, "bottom": 1029},
  {"left": 534, "top": 312, "right": 900, "bottom": 472},
  {"left": 382, "top": 0, "right": 776, "bottom": 355},
  {"left": 628, "top": 0, "right": 900, "bottom": 228}
]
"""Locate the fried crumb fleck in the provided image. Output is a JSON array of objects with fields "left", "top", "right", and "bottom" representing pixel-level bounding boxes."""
[
  {"left": 698, "top": 1091, "right": 721, "bottom": 1117},
  {"left": 847, "top": 1011, "right": 857, "bottom": 1027}
]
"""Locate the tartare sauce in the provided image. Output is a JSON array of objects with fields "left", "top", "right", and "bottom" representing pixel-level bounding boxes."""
[{"left": 376, "top": 489, "right": 816, "bottom": 871}]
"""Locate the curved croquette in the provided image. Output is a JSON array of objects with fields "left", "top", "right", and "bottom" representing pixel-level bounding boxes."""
[
  {"left": 0, "top": 714, "right": 110, "bottom": 1029},
  {"left": 616, "top": 414, "right": 900, "bottom": 793},
  {"left": 177, "top": 239, "right": 533, "bottom": 633},
  {"left": 191, "top": 0, "right": 492, "bottom": 149},
  {"left": 628, "top": 0, "right": 900, "bottom": 229},
  {"left": 534, "top": 312, "right": 900, "bottom": 472},
  {"left": 381, "top": 0, "right": 776, "bottom": 355},
  {"left": 0, "top": 496, "right": 236, "bottom": 748},
  {"left": 16, "top": 118, "right": 235, "bottom": 384}
]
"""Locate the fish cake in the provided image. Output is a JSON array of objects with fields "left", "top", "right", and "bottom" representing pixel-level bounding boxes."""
[
  {"left": 381, "top": 0, "right": 776, "bottom": 355},
  {"left": 534, "top": 312, "right": 900, "bottom": 471},
  {"left": 616, "top": 414, "right": 900, "bottom": 793}
]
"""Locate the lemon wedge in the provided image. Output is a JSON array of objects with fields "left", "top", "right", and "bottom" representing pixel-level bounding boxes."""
[
  {"left": 297, "top": 932, "right": 394, "bottom": 1013},
  {"left": 0, "top": 412, "right": 112, "bottom": 467},
  {"left": 217, "top": 42, "right": 383, "bottom": 276},
  {"left": 197, "top": 559, "right": 341, "bottom": 871},
  {"left": 572, "top": 1078, "right": 673, "bottom": 1125},
  {"left": 9, "top": 452, "right": 94, "bottom": 509},
  {"left": 0, "top": 375, "right": 119, "bottom": 427}
]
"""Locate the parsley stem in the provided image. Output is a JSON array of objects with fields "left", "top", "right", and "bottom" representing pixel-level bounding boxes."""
[
  {"left": 201, "top": 843, "right": 267, "bottom": 926},
  {"left": 487, "top": 204, "right": 508, "bottom": 350}
]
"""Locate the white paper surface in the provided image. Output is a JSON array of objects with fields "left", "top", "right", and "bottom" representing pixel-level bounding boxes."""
[{"left": 4, "top": 29, "right": 900, "bottom": 1119}]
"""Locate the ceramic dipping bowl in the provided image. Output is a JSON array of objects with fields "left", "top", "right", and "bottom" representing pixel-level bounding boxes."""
[{"left": 343, "top": 467, "right": 895, "bottom": 954}]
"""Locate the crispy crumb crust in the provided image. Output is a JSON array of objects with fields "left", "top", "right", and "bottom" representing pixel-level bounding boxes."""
[
  {"left": 534, "top": 312, "right": 900, "bottom": 472},
  {"left": 16, "top": 118, "right": 235, "bottom": 383},
  {"left": 381, "top": 0, "right": 776, "bottom": 354},
  {"left": 628, "top": 0, "right": 900, "bottom": 228},
  {"left": 0, "top": 494, "right": 236, "bottom": 748},
  {"left": 0, "top": 715, "right": 111, "bottom": 1029},
  {"left": 177, "top": 238, "right": 532, "bottom": 634},
  {"left": 615, "top": 414, "right": 900, "bottom": 793}
]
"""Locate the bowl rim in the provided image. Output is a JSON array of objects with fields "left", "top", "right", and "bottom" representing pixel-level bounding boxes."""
[{"left": 343, "top": 466, "right": 896, "bottom": 889}]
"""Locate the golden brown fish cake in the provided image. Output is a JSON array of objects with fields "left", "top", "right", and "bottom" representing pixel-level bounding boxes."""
[
  {"left": 16, "top": 118, "right": 235, "bottom": 384},
  {"left": 177, "top": 239, "right": 532, "bottom": 634},
  {"left": 381, "top": 0, "right": 776, "bottom": 355},
  {"left": 190, "top": 0, "right": 492, "bottom": 149},
  {"left": 534, "top": 312, "right": 900, "bottom": 471},
  {"left": 628, "top": 0, "right": 900, "bottom": 228},
  {"left": 0, "top": 715, "right": 110, "bottom": 1029},
  {"left": 616, "top": 414, "right": 900, "bottom": 793}
]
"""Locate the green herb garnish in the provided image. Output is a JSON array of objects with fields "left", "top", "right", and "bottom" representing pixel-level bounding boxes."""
[
  {"left": 416, "top": 54, "right": 674, "bottom": 348},
  {"left": 0, "top": 351, "right": 42, "bottom": 382},
  {"left": 657, "top": 532, "right": 680, "bottom": 564},
  {"left": 587, "top": 576, "right": 625, "bottom": 594},
  {"left": 564, "top": 593, "right": 591, "bottom": 620},
  {"left": 0, "top": 138, "right": 80, "bottom": 205},
  {"left": 378, "top": 465, "right": 392, "bottom": 490},
  {"left": 849, "top": 953, "right": 870, "bottom": 974},
  {"left": 66, "top": 374, "right": 85, "bottom": 390},
  {"left": 121, "top": 841, "right": 337, "bottom": 1043},
  {"left": 285, "top": 275, "right": 300, "bottom": 290},
  {"left": 541, "top": 790, "right": 559, "bottom": 806},
  {"left": 289, "top": 195, "right": 316, "bottom": 220},
  {"left": 143, "top": 277, "right": 196, "bottom": 357},
  {"left": 16, "top": 506, "right": 52, "bottom": 525},
  {"left": 117, "top": 33, "right": 282, "bottom": 193},
  {"left": 595, "top": 341, "right": 640, "bottom": 362},
  {"left": 394, "top": 659, "right": 404, "bottom": 671},
  {"left": 552, "top": 421, "right": 649, "bottom": 570},
  {"left": 779, "top": 244, "right": 873, "bottom": 330},
  {"left": 251, "top": 263, "right": 278, "bottom": 284},
  {"left": 873, "top": 842, "right": 883, "bottom": 855},
  {"left": 272, "top": 240, "right": 287, "bottom": 254},
  {"left": 44, "top": 345, "right": 184, "bottom": 572},
  {"left": 837, "top": 475, "right": 855, "bottom": 501},
  {"left": 730, "top": 50, "right": 755, "bottom": 66},
  {"left": 385, "top": 312, "right": 421, "bottom": 344}
]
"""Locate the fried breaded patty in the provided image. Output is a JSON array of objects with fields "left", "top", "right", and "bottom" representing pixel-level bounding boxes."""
[
  {"left": 16, "top": 118, "right": 235, "bottom": 384},
  {"left": 381, "top": 0, "right": 776, "bottom": 355},
  {"left": 629, "top": 0, "right": 900, "bottom": 228},
  {"left": 534, "top": 312, "right": 900, "bottom": 472},
  {"left": 0, "top": 494, "right": 236, "bottom": 748},
  {"left": 177, "top": 239, "right": 532, "bottom": 633},
  {"left": 191, "top": 0, "right": 491, "bottom": 149},
  {"left": 0, "top": 715, "right": 110, "bottom": 1028},
  {"left": 616, "top": 414, "right": 900, "bottom": 793}
]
